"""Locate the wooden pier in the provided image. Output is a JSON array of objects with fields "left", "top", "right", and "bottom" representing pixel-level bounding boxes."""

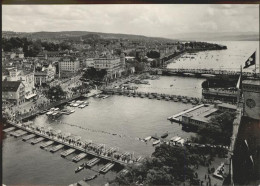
[
  {"left": 61, "top": 148, "right": 75, "bottom": 157},
  {"left": 40, "top": 141, "right": 54, "bottom": 149},
  {"left": 99, "top": 163, "right": 115, "bottom": 174},
  {"left": 3, "top": 127, "right": 15, "bottom": 133},
  {"left": 10, "top": 130, "right": 28, "bottom": 138},
  {"left": 85, "top": 157, "right": 100, "bottom": 167},
  {"left": 31, "top": 137, "right": 45, "bottom": 145},
  {"left": 5, "top": 121, "right": 134, "bottom": 166},
  {"left": 72, "top": 153, "right": 87, "bottom": 162},
  {"left": 50, "top": 144, "right": 64, "bottom": 153},
  {"left": 10, "top": 129, "right": 22, "bottom": 136},
  {"left": 22, "top": 134, "right": 36, "bottom": 141}
]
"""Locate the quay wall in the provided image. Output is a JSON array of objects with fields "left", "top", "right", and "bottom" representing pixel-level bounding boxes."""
[{"left": 19, "top": 94, "right": 84, "bottom": 121}]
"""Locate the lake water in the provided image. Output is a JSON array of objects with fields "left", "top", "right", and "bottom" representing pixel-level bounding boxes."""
[
  {"left": 3, "top": 96, "right": 195, "bottom": 185},
  {"left": 3, "top": 41, "right": 259, "bottom": 185},
  {"left": 167, "top": 41, "right": 259, "bottom": 73},
  {"left": 132, "top": 76, "right": 205, "bottom": 98}
]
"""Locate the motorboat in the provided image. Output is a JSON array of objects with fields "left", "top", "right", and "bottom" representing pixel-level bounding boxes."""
[
  {"left": 161, "top": 132, "right": 168, "bottom": 138},
  {"left": 72, "top": 103, "right": 79, "bottom": 107},
  {"left": 46, "top": 111, "right": 53, "bottom": 115},
  {"left": 78, "top": 104, "right": 86, "bottom": 108},
  {"left": 144, "top": 136, "right": 152, "bottom": 141},
  {"left": 84, "top": 175, "right": 97, "bottom": 182},
  {"left": 75, "top": 165, "right": 84, "bottom": 173},
  {"left": 153, "top": 140, "right": 161, "bottom": 146},
  {"left": 170, "top": 136, "right": 181, "bottom": 142}
]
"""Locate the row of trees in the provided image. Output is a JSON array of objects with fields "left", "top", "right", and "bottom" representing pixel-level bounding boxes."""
[{"left": 113, "top": 144, "right": 207, "bottom": 185}]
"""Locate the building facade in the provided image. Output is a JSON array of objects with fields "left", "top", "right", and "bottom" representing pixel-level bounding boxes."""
[
  {"left": 34, "top": 71, "right": 48, "bottom": 86},
  {"left": 42, "top": 64, "right": 56, "bottom": 81},
  {"left": 242, "top": 80, "right": 260, "bottom": 120},
  {"left": 59, "top": 56, "right": 80, "bottom": 73},
  {"left": 93, "top": 55, "right": 125, "bottom": 79},
  {"left": 5, "top": 68, "right": 35, "bottom": 97},
  {"left": 2, "top": 81, "right": 25, "bottom": 105}
]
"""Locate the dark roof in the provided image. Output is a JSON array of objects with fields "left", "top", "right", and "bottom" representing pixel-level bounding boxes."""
[
  {"left": 34, "top": 71, "right": 47, "bottom": 76},
  {"left": 2, "top": 81, "right": 23, "bottom": 92}
]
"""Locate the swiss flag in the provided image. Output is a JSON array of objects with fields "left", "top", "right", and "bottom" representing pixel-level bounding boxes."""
[{"left": 243, "top": 52, "right": 256, "bottom": 69}]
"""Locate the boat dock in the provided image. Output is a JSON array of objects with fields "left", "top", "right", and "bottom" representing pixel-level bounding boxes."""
[
  {"left": 86, "top": 157, "right": 100, "bottom": 167},
  {"left": 167, "top": 104, "right": 205, "bottom": 122},
  {"left": 5, "top": 120, "right": 136, "bottom": 166},
  {"left": 61, "top": 148, "right": 76, "bottom": 157},
  {"left": 3, "top": 127, "right": 15, "bottom": 133},
  {"left": 22, "top": 134, "right": 36, "bottom": 141},
  {"left": 31, "top": 137, "right": 45, "bottom": 145},
  {"left": 10, "top": 129, "right": 22, "bottom": 136},
  {"left": 10, "top": 130, "right": 28, "bottom": 138},
  {"left": 72, "top": 153, "right": 87, "bottom": 162},
  {"left": 50, "top": 144, "right": 64, "bottom": 152},
  {"left": 99, "top": 163, "right": 115, "bottom": 174},
  {"left": 40, "top": 140, "right": 54, "bottom": 149}
]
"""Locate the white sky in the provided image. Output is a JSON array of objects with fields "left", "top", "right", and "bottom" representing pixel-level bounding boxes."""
[{"left": 2, "top": 4, "right": 259, "bottom": 38}]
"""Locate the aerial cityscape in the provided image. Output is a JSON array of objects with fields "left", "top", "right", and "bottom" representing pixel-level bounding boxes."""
[{"left": 1, "top": 4, "right": 260, "bottom": 186}]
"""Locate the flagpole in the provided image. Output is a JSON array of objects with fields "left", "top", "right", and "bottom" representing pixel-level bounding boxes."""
[{"left": 255, "top": 49, "right": 257, "bottom": 77}]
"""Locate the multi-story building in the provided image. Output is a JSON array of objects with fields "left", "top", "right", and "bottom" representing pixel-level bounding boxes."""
[
  {"left": 42, "top": 64, "right": 56, "bottom": 82},
  {"left": 181, "top": 103, "right": 237, "bottom": 130},
  {"left": 4, "top": 68, "right": 35, "bottom": 97},
  {"left": 2, "top": 81, "right": 25, "bottom": 105},
  {"left": 93, "top": 54, "right": 125, "bottom": 79},
  {"left": 59, "top": 56, "right": 80, "bottom": 73},
  {"left": 85, "top": 58, "right": 95, "bottom": 68},
  {"left": 34, "top": 71, "right": 47, "bottom": 86}
]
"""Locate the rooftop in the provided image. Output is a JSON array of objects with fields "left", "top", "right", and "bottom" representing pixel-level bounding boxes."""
[
  {"left": 243, "top": 79, "right": 260, "bottom": 86},
  {"left": 183, "top": 105, "right": 218, "bottom": 123},
  {"left": 217, "top": 103, "right": 237, "bottom": 110},
  {"left": 2, "top": 81, "right": 23, "bottom": 92},
  {"left": 34, "top": 71, "right": 47, "bottom": 76}
]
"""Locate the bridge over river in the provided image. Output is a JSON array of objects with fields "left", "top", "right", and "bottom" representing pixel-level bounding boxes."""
[{"left": 151, "top": 68, "right": 258, "bottom": 77}]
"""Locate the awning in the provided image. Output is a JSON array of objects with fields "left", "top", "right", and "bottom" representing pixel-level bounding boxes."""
[{"left": 25, "top": 93, "right": 37, "bottom": 99}]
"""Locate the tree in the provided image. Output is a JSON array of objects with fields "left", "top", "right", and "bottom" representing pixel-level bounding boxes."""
[
  {"left": 147, "top": 50, "right": 160, "bottom": 59},
  {"left": 82, "top": 67, "right": 107, "bottom": 82},
  {"left": 113, "top": 144, "right": 197, "bottom": 185},
  {"left": 46, "top": 85, "right": 66, "bottom": 101}
]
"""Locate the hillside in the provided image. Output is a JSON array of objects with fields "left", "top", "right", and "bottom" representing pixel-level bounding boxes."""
[
  {"left": 2, "top": 31, "right": 178, "bottom": 43},
  {"left": 167, "top": 32, "right": 259, "bottom": 41}
]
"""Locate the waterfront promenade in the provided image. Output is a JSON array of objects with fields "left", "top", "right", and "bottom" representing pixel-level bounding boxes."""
[{"left": 17, "top": 89, "right": 101, "bottom": 121}]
